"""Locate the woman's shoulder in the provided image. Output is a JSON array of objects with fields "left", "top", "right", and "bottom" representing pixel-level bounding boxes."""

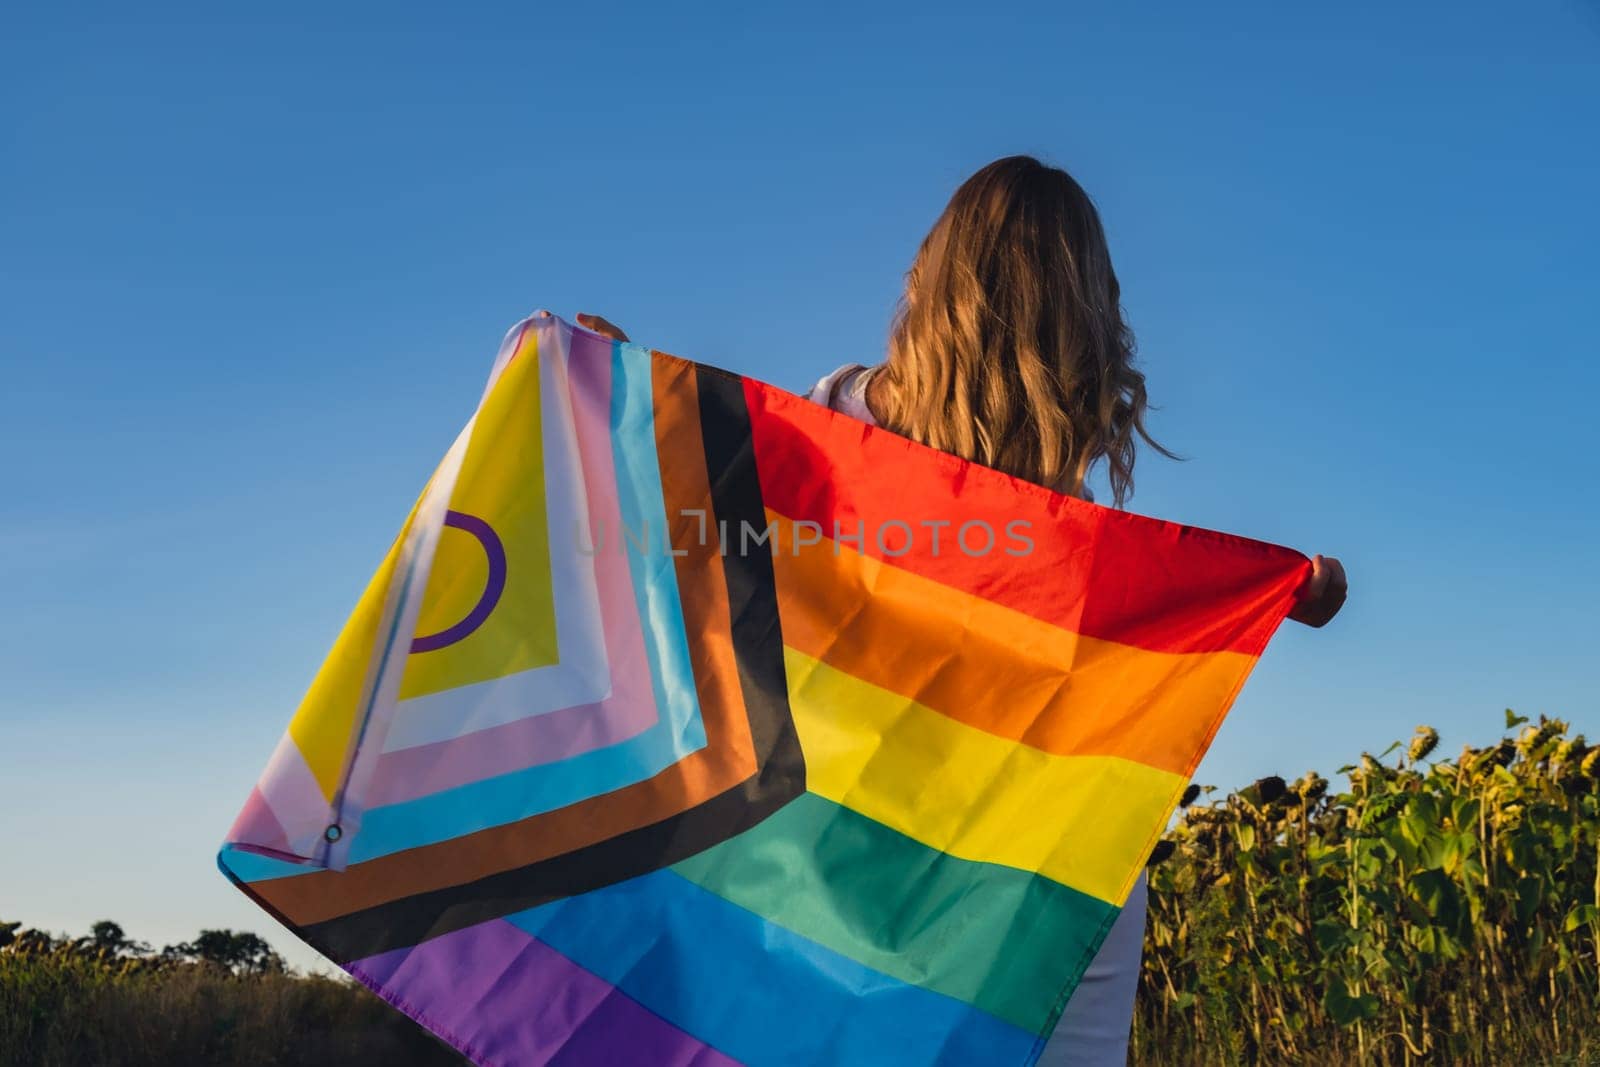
[
  {"left": 802, "top": 363, "right": 1092, "bottom": 501},
  {"left": 805, "top": 363, "right": 868, "bottom": 404},
  {"left": 805, "top": 363, "right": 878, "bottom": 425}
]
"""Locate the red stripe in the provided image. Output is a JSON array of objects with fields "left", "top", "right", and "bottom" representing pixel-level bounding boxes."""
[{"left": 745, "top": 380, "right": 1310, "bottom": 656}]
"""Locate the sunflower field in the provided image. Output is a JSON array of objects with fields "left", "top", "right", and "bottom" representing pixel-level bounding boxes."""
[{"left": 1133, "top": 711, "right": 1600, "bottom": 1065}]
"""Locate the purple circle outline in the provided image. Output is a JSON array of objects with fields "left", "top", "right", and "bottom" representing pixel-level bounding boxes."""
[{"left": 409, "top": 510, "right": 508, "bottom": 653}]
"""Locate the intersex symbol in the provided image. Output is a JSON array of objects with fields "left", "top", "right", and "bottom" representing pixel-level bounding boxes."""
[{"left": 409, "top": 510, "right": 508, "bottom": 653}]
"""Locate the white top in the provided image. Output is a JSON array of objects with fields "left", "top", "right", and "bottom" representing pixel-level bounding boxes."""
[{"left": 806, "top": 363, "right": 1144, "bottom": 1066}]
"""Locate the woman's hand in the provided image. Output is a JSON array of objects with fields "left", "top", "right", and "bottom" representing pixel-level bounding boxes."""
[
  {"left": 1289, "top": 554, "right": 1347, "bottom": 628},
  {"left": 576, "top": 313, "right": 630, "bottom": 342}
]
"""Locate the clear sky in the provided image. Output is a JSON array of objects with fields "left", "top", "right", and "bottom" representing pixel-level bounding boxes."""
[{"left": 3, "top": 3, "right": 1596, "bottom": 974}]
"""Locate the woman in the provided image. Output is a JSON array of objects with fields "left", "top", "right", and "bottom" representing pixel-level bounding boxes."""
[{"left": 577, "top": 154, "right": 1346, "bottom": 1065}]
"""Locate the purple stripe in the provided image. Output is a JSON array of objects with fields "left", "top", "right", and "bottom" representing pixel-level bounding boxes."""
[
  {"left": 347, "top": 918, "right": 739, "bottom": 1067},
  {"left": 546, "top": 973, "right": 742, "bottom": 1067}
]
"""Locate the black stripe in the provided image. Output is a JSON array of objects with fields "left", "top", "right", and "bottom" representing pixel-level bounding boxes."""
[
  {"left": 299, "top": 362, "right": 802, "bottom": 963},
  {"left": 694, "top": 366, "right": 802, "bottom": 790}
]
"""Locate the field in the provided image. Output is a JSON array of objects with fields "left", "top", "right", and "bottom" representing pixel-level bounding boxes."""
[
  {"left": 0, "top": 927, "right": 456, "bottom": 1066},
  {"left": 5, "top": 713, "right": 1597, "bottom": 1065},
  {"left": 1131, "top": 712, "right": 1600, "bottom": 1065}
]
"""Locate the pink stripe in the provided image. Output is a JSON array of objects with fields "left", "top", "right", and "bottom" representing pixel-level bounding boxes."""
[
  {"left": 347, "top": 919, "right": 739, "bottom": 1067},
  {"left": 358, "top": 327, "right": 661, "bottom": 806},
  {"left": 243, "top": 734, "right": 335, "bottom": 860},
  {"left": 225, "top": 786, "right": 293, "bottom": 856}
]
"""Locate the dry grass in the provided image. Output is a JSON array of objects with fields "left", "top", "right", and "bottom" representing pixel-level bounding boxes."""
[{"left": 0, "top": 950, "right": 460, "bottom": 1067}]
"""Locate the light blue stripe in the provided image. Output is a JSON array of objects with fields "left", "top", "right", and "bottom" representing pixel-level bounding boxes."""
[
  {"left": 303, "top": 339, "right": 709, "bottom": 866},
  {"left": 345, "top": 728, "right": 702, "bottom": 862},
  {"left": 505, "top": 870, "right": 1038, "bottom": 1067},
  {"left": 610, "top": 341, "right": 707, "bottom": 759},
  {"left": 218, "top": 846, "right": 322, "bottom": 884}
]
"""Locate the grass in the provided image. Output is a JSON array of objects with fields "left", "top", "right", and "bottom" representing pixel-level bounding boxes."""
[{"left": 0, "top": 950, "right": 458, "bottom": 1067}]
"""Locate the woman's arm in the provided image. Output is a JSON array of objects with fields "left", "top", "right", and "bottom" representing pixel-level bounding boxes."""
[{"left": 576, "top": 312, "right": 629, "bottom": 342}]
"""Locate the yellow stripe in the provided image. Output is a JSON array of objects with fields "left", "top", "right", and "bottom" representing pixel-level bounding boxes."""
[
  {"left": 786, "top": 646, "right": 1182, "bottom": 905},
  {"left": 288, "top": 526, "right": 409, "bottom": 800},
  {"left": 769, "top": 512, "right": 1257, "bottom": 776}
]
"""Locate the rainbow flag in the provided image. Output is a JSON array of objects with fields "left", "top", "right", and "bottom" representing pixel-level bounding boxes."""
[{"left": 219, "top": 312, "right": 1309, "bottom": 1066}]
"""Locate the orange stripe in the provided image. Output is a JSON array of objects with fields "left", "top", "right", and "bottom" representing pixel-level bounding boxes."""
[{"left": 768, "top": 514, "right": 1260, "bottom": 776}]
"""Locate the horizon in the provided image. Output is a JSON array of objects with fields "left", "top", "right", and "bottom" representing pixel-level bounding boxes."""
[{"left": 3, "top": 2, "right": 1597, "bottom": 976}]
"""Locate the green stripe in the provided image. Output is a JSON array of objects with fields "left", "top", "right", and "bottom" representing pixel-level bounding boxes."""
[{"left": 670, "top": 791, "right": 1118, "bottom": 1034}]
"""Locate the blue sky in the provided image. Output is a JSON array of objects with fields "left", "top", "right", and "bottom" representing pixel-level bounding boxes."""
[{"left": 2, "top": 3, "right": 1596, "bottom": 973}]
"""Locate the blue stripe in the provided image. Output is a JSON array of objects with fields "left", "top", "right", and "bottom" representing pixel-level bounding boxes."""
[
  {"left": 307, "top": 338, "right": 709, "bottom": 866},
  {"left": 504, "top": 869, "right": 1038, "bottom": 1067},
  {"left": 610, "top": 341, "right": 707, "bottom": 759}
]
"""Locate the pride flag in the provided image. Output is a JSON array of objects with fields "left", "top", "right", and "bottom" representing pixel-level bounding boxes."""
[{"left": 219, "top": 312, "right": 1309, "bottom": 1065}]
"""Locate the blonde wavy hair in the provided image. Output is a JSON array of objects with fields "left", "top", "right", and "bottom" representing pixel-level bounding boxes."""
[{"left": 872, "top": 156, "right": 1171, "bottom": 505}]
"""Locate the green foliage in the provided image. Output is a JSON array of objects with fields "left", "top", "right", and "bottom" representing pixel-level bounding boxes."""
[
  {"left": 163, "top": 930, "right": 285, "bottom": 975},
  {"left": 1134, "top": 715, "right": 1600, "bottom": 1066}
]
